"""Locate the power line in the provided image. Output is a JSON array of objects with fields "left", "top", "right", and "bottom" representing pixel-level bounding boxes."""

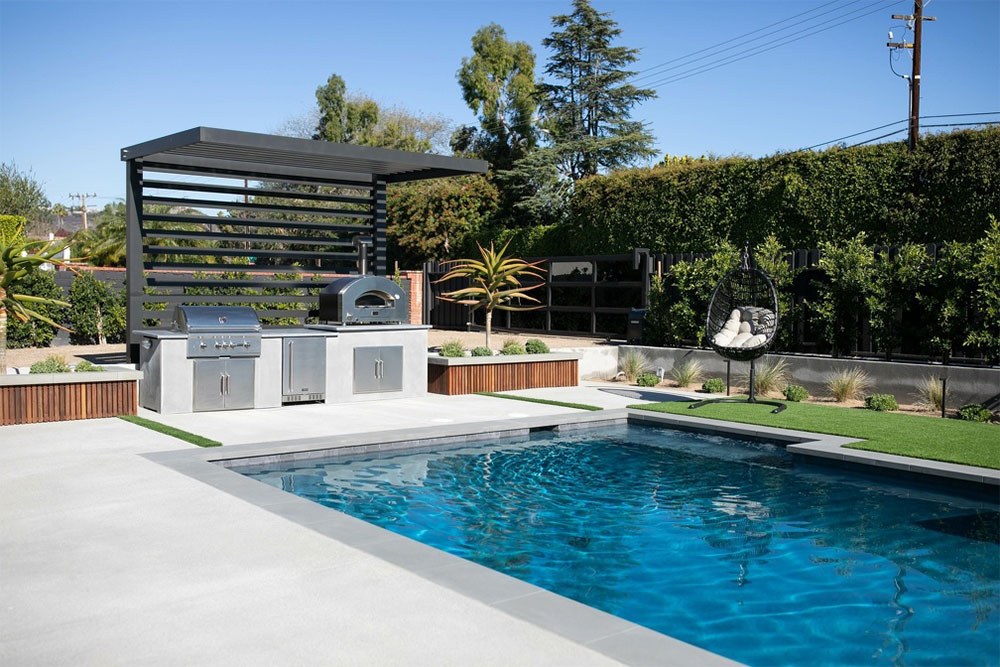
[
  {"left": 631, "top": 0, "right": 866, "bottom": 84},
  {"left": 642, "top": 0, "right": 904, "bottom": 89},
  {"left": 801, "top": 112, "right": 1000, "bottom": 150}
]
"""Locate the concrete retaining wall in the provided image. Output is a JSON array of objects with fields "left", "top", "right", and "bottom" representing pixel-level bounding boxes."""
[
  {"left": 552, "top": 346, "right": 619, "bottom": 381},
  {"left": 616, "top": 345, "right": 999, "bottom": 408}
]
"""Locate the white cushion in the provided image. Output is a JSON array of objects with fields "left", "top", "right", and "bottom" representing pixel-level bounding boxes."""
[
  {"left": 743, "top": 334, "right": 766, "bottom": 348},
  {"left": 712, "top": 331, "right": 735, "bottom": 347},
  {"left": 730, "top": 309, "right": 741, "bottom": 321},
  {"left": 729, "top": 333, "right": 751, "bottom": 347},
  {"left": 738, "top": 321, "right": 752, "bottom": 334}
]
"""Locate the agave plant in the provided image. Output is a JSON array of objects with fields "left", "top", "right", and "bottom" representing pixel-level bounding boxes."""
[
  {"left": 436, "top": 241, "right": 546, "bottom": 349},
  {"left": 1, "top": 224, "right": 75, "bottom": 373}
]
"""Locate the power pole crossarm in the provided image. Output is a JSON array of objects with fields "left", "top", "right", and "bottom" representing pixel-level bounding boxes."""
[{"left": 68, "top": 192, "right": 98, "bottom": 231}]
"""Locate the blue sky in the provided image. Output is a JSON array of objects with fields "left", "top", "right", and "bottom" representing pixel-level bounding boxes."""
[{"left": 1, "top": 0, "right": 997, "bottom": 208}]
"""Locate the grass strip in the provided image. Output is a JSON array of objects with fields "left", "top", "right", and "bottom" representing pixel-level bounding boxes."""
[
  {"left": 476, "top": 392, "right": 603, "bottom": 411},
  {"left": 630, "top": 399, "right": 999, "bottom": 469},
  {"left": 119, "top": 415, "right": 222, "bottom": 447}
]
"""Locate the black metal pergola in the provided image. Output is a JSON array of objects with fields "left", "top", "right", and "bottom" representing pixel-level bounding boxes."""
[{"left": 122, "top": 126, "right": 487, "bottom": 361}]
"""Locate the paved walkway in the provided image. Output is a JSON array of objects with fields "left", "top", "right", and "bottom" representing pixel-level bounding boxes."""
[{"left": 0, "top": 386, "right": 661, "bottom": 666}]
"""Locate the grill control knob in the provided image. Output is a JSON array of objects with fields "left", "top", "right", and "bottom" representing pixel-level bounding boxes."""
[
  {"left": 199, "top": 342, "right": 207, "bottom": 349},
  {"left": 214, "top": 342, "right": 221, "bottom": 349},
  {"left": 243, "top": 341, "right": 250, "bottom": 348}
]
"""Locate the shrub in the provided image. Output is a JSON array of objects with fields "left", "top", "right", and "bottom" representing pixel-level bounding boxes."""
[
  {"left": 670, "top": 359, "right": 704, "bottom": 388},
  {"left": 957, "top": 403, "right": 993, "bottom": 423},
  {"left": 69, "top": 272, "right": 126, "bottom": 345},
  {"left": 619, "top": 350, "right": 648, "bottom": 382},
  {"left": 810, "top": 234, "right": 875, "bottom": 357},
  {"left": 636, "top": 373, "right": 659, "bottom": 387},
  {"left": 74, "top": 360, "right": 105, "bottom": 372},
  {"left": 5, "top": 269, "right": 66, "bottom": 349},
  {"left": 867, "top": 243, "right": 930, "bottom": 359},
  {"left": 865, "top": 393, "right": 899, "bottom": 412},
  {"left": 471, "top": 346, "right": 492, "bottom": 357},
  {"left": 914, "top": 376, "right": 946, "bottom": 413},
  {"left": 500, "top": 339, "right": 526, "bottom": 355},
  {"left": 783, "top": 384, "right": 809, "bottom": 402},
  {"left": 438, "top": 340, "right": 465, "bottom": 357},
  {"left": 702, "top": 378, "right": 726, "bottom": 394},
  {"left": 525, "top": 338, "right": 550, "bottom": 354},
  {"left": 643, "top": 242, "right": 739, "bottom": 346},
  {"left": 739, "top": 358, "right": 789, "bottom": 396},
  {"left": 826, "top": 367, "right": 872, "bottom": 402},
  {"left": 0, "top": 214, "right": 26, "bottom": 244},
  {"left": 29, "top": 355, "right": 71, "bottom": 374}
]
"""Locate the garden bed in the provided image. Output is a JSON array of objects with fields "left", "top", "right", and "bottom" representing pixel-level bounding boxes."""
[
  {"left": 427, "top": 353, "right": 580, "bottom": 395},
  {"left": 0, "top": 369, "right": 142, "bottom": 426}
]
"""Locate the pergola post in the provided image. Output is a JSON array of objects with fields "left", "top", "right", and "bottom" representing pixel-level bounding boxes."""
[
  {"left": 372, "top": 175, "right": 387, "bottom": 276},
  {"left": 125, "top": 159, "right": 143, "bottom": 363}
]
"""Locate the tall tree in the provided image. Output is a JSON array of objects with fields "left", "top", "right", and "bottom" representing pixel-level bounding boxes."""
[
  {"left": 312, "top": 74, "right": 449, "bottom": 153},
  {"left": 457, "top": 24, "right": 538, "bottom": 171},
  {"left": 0, "top": 162, "right": 49, "bottom": 220},
  {"left": 538, "top": 0, "right": 657, "bottom": 180}
]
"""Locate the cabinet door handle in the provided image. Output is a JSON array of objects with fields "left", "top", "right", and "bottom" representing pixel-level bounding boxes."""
[
  {"left": 379, "top": 358, "right": 384, "bottom": 379},
  {"left": 220, "top": 374, "right": 225, "bottom": 395},
  {"left": 288, "top": 341, "right": 294, "bottom": 387},
  {"left": 225, "top": 373, "right": 231, "bottom": 395}
]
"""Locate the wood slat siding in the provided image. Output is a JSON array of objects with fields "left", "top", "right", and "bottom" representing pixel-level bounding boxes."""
[
  {"left": 427, "top": 359, "right": 578, "bottom": 395},
  {"left": 0, "top": 381, "right": 137, "bottom": 426}
]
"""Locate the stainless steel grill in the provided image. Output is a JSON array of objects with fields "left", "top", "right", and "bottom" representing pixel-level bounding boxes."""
[
  {"left": 173, "top": 305, "right": 262, "bottom": 358},
  {"left": 318, "top": 275, "right": 409, "bottom": 325}
]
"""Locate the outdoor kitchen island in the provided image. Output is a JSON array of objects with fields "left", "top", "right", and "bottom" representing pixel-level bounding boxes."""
[{"left": 136, "top": 323, "right": 430, "bottom": 414}]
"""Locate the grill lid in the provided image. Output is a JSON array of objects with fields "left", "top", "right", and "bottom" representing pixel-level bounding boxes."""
[{"left": 172, "top": 306, "right": 262, "bottom": 333}]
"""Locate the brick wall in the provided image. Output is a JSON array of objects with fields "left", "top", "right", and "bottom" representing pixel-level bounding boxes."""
[{"left": 401, "top": 270, "right": 423, "bottom": 325}]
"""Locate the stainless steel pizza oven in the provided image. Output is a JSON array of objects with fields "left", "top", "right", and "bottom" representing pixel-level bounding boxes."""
[{"left": 318, "top": 276, "right": 409, "bottom": 325}]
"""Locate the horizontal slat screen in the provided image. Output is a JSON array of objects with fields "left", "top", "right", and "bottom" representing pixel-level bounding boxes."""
[
  {"left": 427, "top": 359, "right": 579, "bottom": 395},
  {"left": 130, "top": 160, "right": 380, "bottom": 335}
]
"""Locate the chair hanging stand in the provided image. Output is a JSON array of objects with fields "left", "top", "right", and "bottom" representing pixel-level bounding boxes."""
[{"left": 688, "top": 244, "right": 786, "bottom": 414}]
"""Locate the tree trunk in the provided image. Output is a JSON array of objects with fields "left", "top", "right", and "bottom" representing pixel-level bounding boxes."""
[
  {"left": 96, "top": 304, "right": 106, "bottom": 346},
  {"left": 485, "top": 310, "right": 492, "bottom": 350},
  {"left": 0, "top": 305, "right": 7, "bottom": 376}
]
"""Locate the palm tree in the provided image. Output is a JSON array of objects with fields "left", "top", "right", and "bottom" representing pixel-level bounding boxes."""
[
  {"left": 1, "top": 222, "right": 74, "bottom": 373},
  {"left": 436, "top": 240, "right": 545, "bottom": 349}
]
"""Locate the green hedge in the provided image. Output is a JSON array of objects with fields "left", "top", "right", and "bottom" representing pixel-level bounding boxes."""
[
  {"left": 555, "top": 128, "right": 999, "bottom": 256},
  {"left": 644, "top": 223, "right": 1000, "bottom": 363},
  {"left": 68, "top": 272, "right": 127, "bottom": 345},
  {"left": 5, "top": 270, "right": 65, "bottom": 348}
]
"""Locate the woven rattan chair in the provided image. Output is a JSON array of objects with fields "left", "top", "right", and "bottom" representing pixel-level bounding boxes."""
[{"left": 689, "top": 245, "right": 786, "bottom": 413}]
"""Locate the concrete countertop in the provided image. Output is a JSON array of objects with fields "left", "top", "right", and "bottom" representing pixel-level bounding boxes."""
[
  {"left": 428, "top": 352, "right": 582, "bottom": 366},
  {"left": 0, "top": 369, "right": 144, "bottom": 386},
  {"left": 133, "top": 328, "right": 337, "bottom": 339},
  {"left": 306, "top": 324, "right": 431, "bottom": 333}
]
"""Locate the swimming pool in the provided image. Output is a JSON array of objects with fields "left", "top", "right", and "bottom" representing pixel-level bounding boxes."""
[{"left": 238, "top": 423, "right": 999, "bottom": 666}]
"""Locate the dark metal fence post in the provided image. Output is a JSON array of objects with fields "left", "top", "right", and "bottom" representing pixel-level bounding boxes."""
[
  {"left": 726, "top": 360, "right": 731, "bottom": 396},
  {"left": 940, "top": 377, "right": 947, "bottom": 418}
]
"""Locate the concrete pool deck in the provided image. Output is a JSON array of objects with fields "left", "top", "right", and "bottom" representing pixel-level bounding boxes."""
[
  {"left": 0, "top": 386, "right": 670, "bottom": 666},
  {"left": 3, "top": 383, "right": 995, "bottom": 665}
]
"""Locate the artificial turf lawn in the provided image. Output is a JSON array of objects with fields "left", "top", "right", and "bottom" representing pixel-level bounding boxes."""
[
  {"left": 476, "top": 392, "right": 603, "bottom": 411},
  {"left": 630, "top": 399, "right": 999, "bottom": 469},
  {"left": 119, "top": 415, "right": 222, "bottom": 447}
]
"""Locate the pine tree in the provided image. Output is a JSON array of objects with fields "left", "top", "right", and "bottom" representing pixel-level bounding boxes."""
[{"left": 538, "top": 0, "right": 657, "bottom": 180}]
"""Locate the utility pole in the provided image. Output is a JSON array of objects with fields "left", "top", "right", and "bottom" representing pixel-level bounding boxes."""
[
  {"left": 69, "top": 192, "right": 97, "bottom": 231},
  {"left": 887, "top": 1, "right": 936, "bottom": 149}
]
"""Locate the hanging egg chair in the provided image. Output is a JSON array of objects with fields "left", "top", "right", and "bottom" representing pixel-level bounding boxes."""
[{"left": 689, "top": 245, "right": 786, "bottom": 413}]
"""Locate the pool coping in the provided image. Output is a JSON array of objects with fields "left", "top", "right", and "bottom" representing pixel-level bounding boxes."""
[{"left": 142, "top": 409, "right": 997, "bottom": 667}]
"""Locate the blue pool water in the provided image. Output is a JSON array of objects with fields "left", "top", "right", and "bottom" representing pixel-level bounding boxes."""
[{"left": 238, "top": 424, "right": 999, "bottom": 666}]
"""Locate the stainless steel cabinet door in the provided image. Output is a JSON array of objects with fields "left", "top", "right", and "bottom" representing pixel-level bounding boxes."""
[
  {"left": 224, "top": 358, "right": 255, "bottom": 410},
  {"left": 353, "top": 347, "right": 381, "bottom": 394},
  {"left": 377, "top": 346, "right": 403, "bottom": 393},
  {"left": 283, "top": 338, "right": 326, "bottom": 395},
  {"left": 193, "top": 359, "right": 226, "bottom": 412}
]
